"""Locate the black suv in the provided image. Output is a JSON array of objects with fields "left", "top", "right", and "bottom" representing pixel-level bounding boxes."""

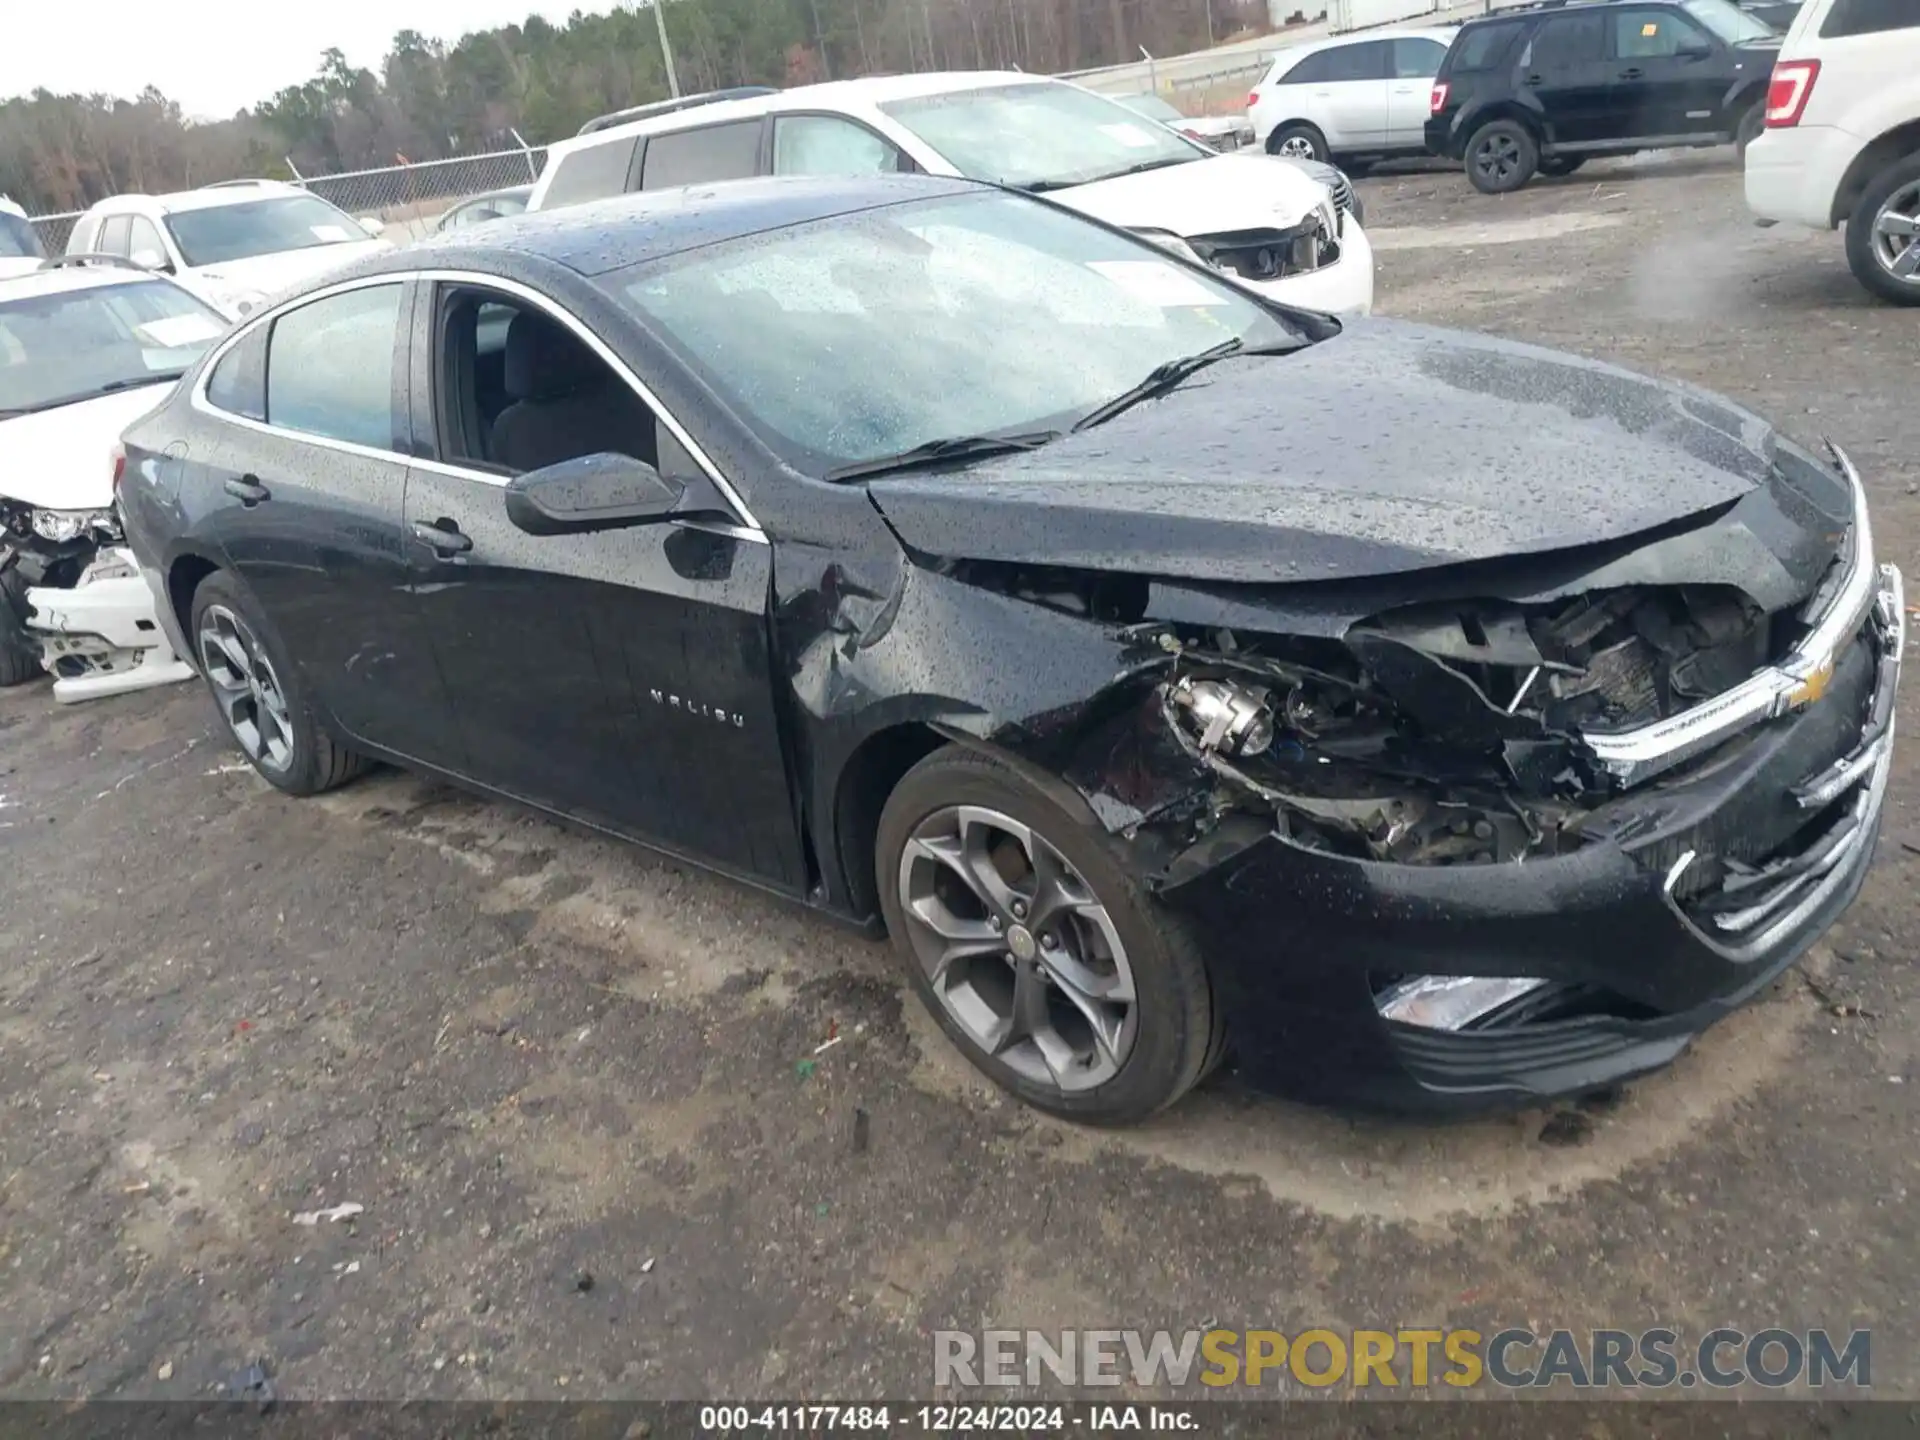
[{"left": 1425, "top": 0, "right": 1781, "bottom": 193}]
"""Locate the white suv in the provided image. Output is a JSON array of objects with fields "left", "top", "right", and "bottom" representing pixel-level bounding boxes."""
[
  {"left": 529, "top": 72, "right": 1374, "bottom": 316},
  {"left": 1744, "top": 0, "right": 1920, "bottom": 303},
  {"left": 1245, "top": 28, "right": 1457, "bottom": 165},
  {"left": 66, "top": 180, "right": 392, "bottom": 318}
]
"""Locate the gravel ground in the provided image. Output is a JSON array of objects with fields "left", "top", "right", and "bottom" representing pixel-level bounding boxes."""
[{"left": 2, "top": 149, "right": 1917, "bottom": 1408}]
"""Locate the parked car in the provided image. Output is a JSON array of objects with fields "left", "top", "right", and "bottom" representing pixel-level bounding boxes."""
[
  {"left": 1246, "top": 27, "right": 1458, "bottom": 166},
  {"left": 66, "top": 180, "right": 392, "bottom": 318},
  {"left": 1426, "top": 0, "right": 1780, "bottom": 193},
  {"left": 1744, "top": 0, "right": 1920, "bottom": 304},
  {"left": 528, "top": 71, "right": 1374, "bottom": 317},
  {"left": 1104, "top": 94, "right": 1366, "bottom": 222},
  {"left": 118, "top": 175, "right": 1902, "bottom": 1121},
  {"left": 434, "top": 185, "right": 535, "bottom": 233},
  {"left": 1, "top": 197, "right": 46, "bottom": 280},
  {"left": 1113, "top": 91, "right": 1254, "bottom": 151},
  {"left": 0, "top": 259, "right": 228, "bottom": 698}
]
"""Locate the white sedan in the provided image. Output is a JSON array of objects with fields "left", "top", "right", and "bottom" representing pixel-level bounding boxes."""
[{"left": 0, "top": 262, "right": 231, "bottom": 701}]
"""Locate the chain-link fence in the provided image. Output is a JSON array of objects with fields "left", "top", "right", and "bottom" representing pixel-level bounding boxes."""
[
  {"left": 291, "top": 142, "right": 546, "bottom": 243},
  {"left": 22, "top": 141, "right": 546, "bottom": 256}
]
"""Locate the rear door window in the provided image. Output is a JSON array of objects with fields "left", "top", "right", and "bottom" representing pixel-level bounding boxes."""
[
  {"left": 1528, "top": 12, "right": 1608, "bottom": 63},
  {"left": 641, "top": 121, "right": 764, "bottom": 189},
  {"left": 540, "top": 138, "right": 640, "bottom": 208},
  {"left": 1450, "top": 20, "right": 1529, "bottom": 70},
  {"left": 265, "top": 284, "right": 404, "bottom": 450},
  {"left": 1821, "top": 0, "right": 1920, "bottom": 34}
]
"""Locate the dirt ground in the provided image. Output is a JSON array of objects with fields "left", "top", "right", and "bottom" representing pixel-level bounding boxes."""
[{"left": 3, "top": 149, "right": 1918, "bottom": 1407}]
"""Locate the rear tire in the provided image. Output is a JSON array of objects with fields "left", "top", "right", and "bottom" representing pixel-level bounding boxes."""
[
  {"left": 0, "top": 568, "right": 43, "bottom": 686},
  {"left": 1844, "top": 153, "right": 1920, "bottom": 307},
  {"left": 1539, "top": 155, "right": 1586, "bottom": 177},
  {"left": 187, "top": 570, "right": 369, "bottom": 795},
  {"left": 876, "top": 745, "right": 1221, "bottom": 1126},
  {"left": 1465, "top": 119, "right": 1539, "bottom": 194},
  {"left": 1269, "top": 123, "right": 1329, "bottom": 163}
]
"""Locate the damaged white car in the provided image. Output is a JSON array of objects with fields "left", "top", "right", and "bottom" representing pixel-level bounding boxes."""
[{"left": 0, "top": 261, "right": 230, "bottom": 701}]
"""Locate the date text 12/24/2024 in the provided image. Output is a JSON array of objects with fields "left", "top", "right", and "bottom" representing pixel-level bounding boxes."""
[{"left": 699, "top": 1405, "right": 1198, "bottom": 1432}]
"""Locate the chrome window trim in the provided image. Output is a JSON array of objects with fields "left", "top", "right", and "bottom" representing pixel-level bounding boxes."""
[
  {"left": 1580, "top": 442, "right": 1879, "bottom": 787},
  {"left": 189, "top": 267, "right": 766, "bottom": 540}
]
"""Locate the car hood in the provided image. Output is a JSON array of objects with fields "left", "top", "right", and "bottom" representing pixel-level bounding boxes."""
[
  {"left": 0, "top": 257, "right": 43, "bottom": 279},
  {"left": 866, "top": 320, "right": 1788, "bottom": 585},
  {"left": 191, "top": 238, "right": 392, "bottom": 304},
  {"left": 1053, "top": 151, "right": 1331, "bottom": 236},
  {"left": 0, "top": 384, "right": 178, "bottom": 509}
]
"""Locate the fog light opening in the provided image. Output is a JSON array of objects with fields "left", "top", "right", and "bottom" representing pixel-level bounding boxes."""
[{"left": 1374, "top": 974, "right": 1552, "bottom": 1031}]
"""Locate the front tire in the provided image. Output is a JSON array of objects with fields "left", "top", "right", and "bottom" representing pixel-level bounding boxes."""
[
  {"left": 1269, "top": 123, "right": 1329, "bottom": 163},
  {"left": 188, "top": 570, "right": 369, "bottom": 795},
  {"left": 1465, "top": 119, "right": 1539, "bottom": 194},
  {"left": 1845, "top": 153, "right": 1920, "bottom": 307},
  {"left": 0, "top": 567, "right": 42, "bottom": 686},
  {"left": 876, "top": 745, "right": 1221, "bottom": 1126}
]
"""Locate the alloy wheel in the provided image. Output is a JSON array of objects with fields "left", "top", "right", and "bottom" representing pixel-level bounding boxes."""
[
  {"left": 1868, "top": 180, "right": 1920, "bottom": 285},
  {"left": 1474, "top": 134, "right": 1521, "bottom": 186},
  {"left": 897, "top": 804, "right": 1138, "bottom": 1092},
  {"left": 1277, "top": 135, "right": 1318, "bottom": 160},
  {"left": 198, "top": 604, "right": 296, "bottom": 773}
]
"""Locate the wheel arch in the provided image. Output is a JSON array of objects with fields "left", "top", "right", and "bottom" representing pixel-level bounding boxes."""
[
  {"left": 166, "top": 549, "right": 223, "bottom": 646},
  {"left": 1265, "top": 119, "right": 1329, "bottom": 155},
  {"left": 1830, "top": 118, "right": 1920, "bottom": 227}
]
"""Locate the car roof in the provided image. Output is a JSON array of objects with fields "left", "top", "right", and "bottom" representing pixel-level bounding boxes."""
[
  {"left": 81, "top": 179, "right": 310, "bottom": 217},
  {"left": 544, "top": 70, "right": 1059, "bottom": 160},
  {"left": 379, "top": 173, "right": 991, "bottom": 278},
  {"left": 1452, "top": 0, "right": 1647, "bottom": 24},
  {"left": 1273, "top": 24, "right": 1460, "bottom": 57},
  {"left": 0, "top": 265, "right": 184, "bottom": 302}
]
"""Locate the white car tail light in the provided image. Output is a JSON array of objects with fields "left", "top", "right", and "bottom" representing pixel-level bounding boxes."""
[{"left": 1764, "top": 59, "right": 1820, "bottom": 128}]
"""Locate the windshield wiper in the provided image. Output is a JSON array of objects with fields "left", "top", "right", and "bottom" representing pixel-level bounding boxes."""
[
  {"left": 96, "top": 373, "right": 184, "bottom": 393},
  {"left": 825, "top": 430, "right": 1062, "bottom": 482},
  {"left": 1072, "top": 338, "right": 1255, "bottom": 432}
]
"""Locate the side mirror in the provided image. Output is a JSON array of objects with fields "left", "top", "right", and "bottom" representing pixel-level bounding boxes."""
[
  {"left": 357, "top": 215, "right": 387, "bottom": 238},
  {"left": 1676, "top": 40, "right": 1713, "bottom": 59},
  {"left": 505, "top": 452, "right": 686, "bottom": 536},
  {"left": 131, "top": 248, "right": 171, "bottom": 273}
]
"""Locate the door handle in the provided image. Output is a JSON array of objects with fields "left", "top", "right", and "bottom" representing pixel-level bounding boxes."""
[
  {"left": 411, "top": 519, "right": 473, "bottom": 556},
  {"left": 1618, "top": 66, "right": 1644, "bottom": 79},
  {"left": 1523, "top": 73, "right": 1546, "bottom": 86},
  {"left": 224, "top": 474, "right": 269, "bottom": 506}
]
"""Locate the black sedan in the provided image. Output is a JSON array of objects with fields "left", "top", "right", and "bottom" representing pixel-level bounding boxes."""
[{"left": 116, "top": 174, "right": 1903, "bottom": 1123}]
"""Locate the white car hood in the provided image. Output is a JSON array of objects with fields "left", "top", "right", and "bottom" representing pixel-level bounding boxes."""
[
  {"left": 0, "top": 384, "right": 176, "bottom": 510},
  {"left": 191, "top": 238, "right": 391, "bottom": 304},
  {"left": 0, "top": 257, "right": 43, "bottom": 280},
  {"left": 1053, "top": 152, "right": 1330, "bottom": 238}
]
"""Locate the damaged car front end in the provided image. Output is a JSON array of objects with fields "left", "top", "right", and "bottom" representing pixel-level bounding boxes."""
[{"left": 908, "top": 439, "right": 1901, "bottom": 1110}]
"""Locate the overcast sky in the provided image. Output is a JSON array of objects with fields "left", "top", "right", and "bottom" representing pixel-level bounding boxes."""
[{"left": 2, "top": 0, "right": 631, "bottom": 119}]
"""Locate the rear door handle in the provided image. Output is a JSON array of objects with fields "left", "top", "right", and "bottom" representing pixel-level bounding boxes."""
[
  {"left": 411, "top": 518, "right": 473, "bottom": 556},
  {"left": 224, "top": 475, "right": 269, "bottom": 506},
  {"left": 1523, "top": 73, "right": 1546, "bottom": 86},
  {"left": 1618, "top": 66, "right": 1644, "bottom": 79}
]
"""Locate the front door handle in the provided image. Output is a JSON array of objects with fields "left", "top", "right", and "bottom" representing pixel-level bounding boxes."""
[
  {"left": 1618, "top": 66, "right": 1644, "bottom": 79},
  {"left": 411, "top": 519, "right": 473, "bottom": 556},
  {"left": 224, "top": 475, "right": 269, "bottom": 506},
  {"left": 1523, "top": 73, "right": 1546, "bottom": 86}
]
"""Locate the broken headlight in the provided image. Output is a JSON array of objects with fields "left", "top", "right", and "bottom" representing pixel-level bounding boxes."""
[
  {"left": 30, "top": 508, "right": 119, "bottom": 544},
  {"left": 1167, "top": 675, "right": 1275, "bottom": 756}
]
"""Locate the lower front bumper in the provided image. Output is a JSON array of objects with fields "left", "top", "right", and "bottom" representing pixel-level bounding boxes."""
[
  {"left": 25, "top": 548, "right": 196, "bottom": 704},
  {"left": 1157, "top": 563, "right": 1904, "bottom": 1113}
]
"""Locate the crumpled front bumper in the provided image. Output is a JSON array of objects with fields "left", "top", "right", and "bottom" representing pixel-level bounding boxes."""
[
  {"left": 25, "top": 547, "right": 196, "bottom": 704},
  {"left": 1157, "top": 562, "right": 1905, "bottom": 1112}
]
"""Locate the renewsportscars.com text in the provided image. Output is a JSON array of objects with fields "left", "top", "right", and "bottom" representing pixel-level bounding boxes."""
[{"left": 933, "top": 1327, "right": 1871, "bottom": 1391}]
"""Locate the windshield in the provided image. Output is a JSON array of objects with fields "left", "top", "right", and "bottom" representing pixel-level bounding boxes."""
[
  {"left": 0, "top": 279, "right": 226, "bottom": 415},
  {"left": 880, "top": 82, "right": 1208, "bottom": 191},
  {"left": 1681, "top": 0, "right": 1777, "bottom": 40},
  {"left": 1117, "top": 93, "right": 1188, "bottom": 125},
  {"left": 166, "top": 195, "right": 371, "bottom": 267},
  {"left": 612, "top": 191, "right": 1307, "bottom": 474},
  {"left": 0, "top": 210, "right": 43, "bottom": 259}
]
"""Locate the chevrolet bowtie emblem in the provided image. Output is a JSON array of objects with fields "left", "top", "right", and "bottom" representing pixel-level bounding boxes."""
[{"left": 1786, "top": 655, "right": 1836, "bottom": 709}]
